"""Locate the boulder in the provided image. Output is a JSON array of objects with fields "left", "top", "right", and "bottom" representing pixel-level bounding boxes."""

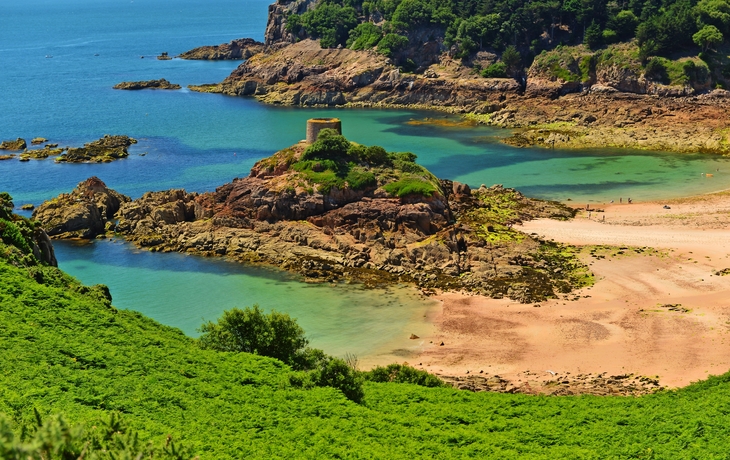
[{"left": 33, "top": 177, "right": 131, "bottom": 238}]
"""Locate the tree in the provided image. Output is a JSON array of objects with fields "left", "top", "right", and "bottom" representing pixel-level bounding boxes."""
[
  {"left": 198, "top": 305, "right": 311, "bottom": 368},
  {"left": 347, "top": 22, "right": 383, "bottom": 49},
  {"left": 696, "top": 0, "right": 730, "bottom": 35},
  {"left": 693, "top": 24, "right": 724, "bottom": 50},
  {"left": 377, "top": 33, "right": 409, "bottom": 57},
  {"left": 501, "top": 45, "right": 522, "bottom": 76},
  {"left": 297, "top": 3, "right": 358, "bottom": 48},
  {"left": 584, "top": 20, "right": 603, "bottom": 49}
]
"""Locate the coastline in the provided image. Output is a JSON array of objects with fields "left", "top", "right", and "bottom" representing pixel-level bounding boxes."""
[{"left": 412, "top": 190, "right": 730, "bottom": 392}]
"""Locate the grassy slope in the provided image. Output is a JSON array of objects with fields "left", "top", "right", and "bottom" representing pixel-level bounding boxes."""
[{"left": 4, "top": 259, "right": 730, "bottom": 458}]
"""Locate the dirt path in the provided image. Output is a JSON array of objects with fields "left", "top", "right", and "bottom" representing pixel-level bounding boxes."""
[{"left": 410, "top": 192, "right": 730, "bottom": 392}]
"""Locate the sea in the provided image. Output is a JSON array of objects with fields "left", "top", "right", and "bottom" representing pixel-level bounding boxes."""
[{"left": 3, "top": 0, "right": 730, "bottom": 359}]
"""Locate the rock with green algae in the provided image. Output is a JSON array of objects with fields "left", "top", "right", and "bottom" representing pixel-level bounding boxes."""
[
  {"left": 55, "top": 135, "right": 137, "bottom": 163},
  {"left": 0, "top": 138, "right": 26, "bottom": 150},
  {"left": 19, "top": 146, "right": 66, "bottom": 161},
  {"left": 113, "top": 78, "right": 181, "bottom": 90}
]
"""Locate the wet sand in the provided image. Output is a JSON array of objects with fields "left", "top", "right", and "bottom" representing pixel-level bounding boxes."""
[{"left": 412, "top": 191, "right": 730, "bottom": 390}]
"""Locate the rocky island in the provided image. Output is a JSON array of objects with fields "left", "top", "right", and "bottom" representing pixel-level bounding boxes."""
[
  {"left": 113, "top": 79, "right": 181, "bottom": 90},
  {"left": 35, "top": 120, "right": 587, "bottom": 303}
]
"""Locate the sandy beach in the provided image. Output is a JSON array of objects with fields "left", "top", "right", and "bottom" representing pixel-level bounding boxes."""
[{"left": 412, "top": 190, "right": 730, "bottom": 392}]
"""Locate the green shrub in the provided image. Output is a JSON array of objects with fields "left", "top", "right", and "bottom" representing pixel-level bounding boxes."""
[
  {"left": 364, "top": 364, "right": 445, "bottom": 387},
  {"left": 644, "top": 57, "right": 669, "bottom": 83},
  {"left": 301, "top": 130, "right": 352, "bottom": 161},
  {"left": 198, "top": 305, "right": 315, "bottom": 370},
  {"left": 384, "top": 176, "right": 438, "bottom": 197},
  {"left": 345, "top": 166, "right": 377, "bottom": 189},
  {"left": 347, "top": 22, "right": 383, "bottom": 50},
  {"left": 360, "top": 145, "right": 390, "bottom": 165},
  {"left": 482, "top": 62, "right": 507, "bottom": 78},
  {"left": 0, "top": 412, "right": 192, "bottom": 460},
  {"left": 377, "top": 33, "right": 409, "bottom": 57},
  {"left": 310, "top": 356, "right": 364, "bottom": 403},
  {"left": 0, "top": 219, "right": 32, "bottom": 255},
  {"left": 291, "top": 3, "right": 358, "bottom": 48}
]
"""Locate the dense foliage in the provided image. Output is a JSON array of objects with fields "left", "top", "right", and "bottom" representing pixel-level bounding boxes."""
[
  {"left": 286, "top": 0, "right": 729, "bottom": 78},
  {"left": 293, "top": 129, "right": 441, "bottom": 196},
  {"left": 3, "top": 199, "right": 730, "bottom": 457}
]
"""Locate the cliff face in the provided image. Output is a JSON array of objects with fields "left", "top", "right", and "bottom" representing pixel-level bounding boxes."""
[{"left": 264, "top": 0, "right": 318, "bottom": 46}]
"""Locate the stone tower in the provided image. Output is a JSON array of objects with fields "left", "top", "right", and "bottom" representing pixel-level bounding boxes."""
[{"left": 306, "top": 118, "right": 342, "bottom": 143}]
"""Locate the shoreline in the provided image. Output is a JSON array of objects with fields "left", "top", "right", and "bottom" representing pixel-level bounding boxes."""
[{"left": 410, "top": 191, "right": 730, "bottom": 393}]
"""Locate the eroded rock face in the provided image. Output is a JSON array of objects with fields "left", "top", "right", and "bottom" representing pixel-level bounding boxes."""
[
  {"left": 264, "top": 0, "right": 318, "bottom": 45},
  {"left": 113, "top": 79, "right": 181, "bottom": 90},
  {"left": 34, "top": 177, "right": 130, "bottom": 238},
  {"left": 205, "top": 40, "right": 520, "bottom": 111},
  {"left": 178, "top": 38, "right": 265, "bottom": 60}
]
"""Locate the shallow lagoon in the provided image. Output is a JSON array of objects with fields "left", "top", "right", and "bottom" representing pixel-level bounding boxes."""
[{"left": 3, "top": 0, "right": 730, "bottom": 358}]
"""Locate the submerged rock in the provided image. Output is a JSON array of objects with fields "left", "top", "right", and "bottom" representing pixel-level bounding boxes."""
[
  {"left": 113, "top": 79, "right": 181, "bottom": 90},
  {"left": 0, "top": 138, "right": 27, "bottom": 150},
  {"left": 178, "top": 38, "right": 264, "bottom": 60},
  {"left": 55, "top": 135, "right": 137, "bottom": 163}
]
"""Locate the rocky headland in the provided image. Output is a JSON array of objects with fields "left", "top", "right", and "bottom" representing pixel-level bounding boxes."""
[
  {"left": 113, "top": 79, "right": 181, "bottom": 90},
  {"left": 176, "top": 0, "right": 730, "bottom": 155},
  {"left": 34, "top": 129, "right": 588, "bottom": 303},
  {"left": 178, "top": 38, "right": 265, "bottom": 60}
]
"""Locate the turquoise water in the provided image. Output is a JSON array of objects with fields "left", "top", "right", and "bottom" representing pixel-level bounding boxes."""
[
  {"left": 53, "top": 239, "right": 435, "bottom": 359},
  {"left": 3, "top": 0, "right": 730, "bottom": 356}
]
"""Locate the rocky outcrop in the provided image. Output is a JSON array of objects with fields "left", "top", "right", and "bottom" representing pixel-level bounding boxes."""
[
  {"left": 56, "top": 135, "right": 137, "bottom": 163},
  {"left": 113, "top": 79, "right": 181, "bottom": 90},
  {"left": 19, "top": 145, "right": 65, "bottom": 161},
  {"left": 264, "top": 0, "right": 318, "bottom": 46},
  {"left": 441, "top": 371, "right": 663, "bottom": 396},
  {"left": 178, "top": 38, "right": 265, "bottom": 60},
  {"left": 0, "top": 139, "right": 27, "bottom": 150},
  {"left": 199, "top": 40, "right": 519, "bottom": 111},
  {"left": 31, "top": 137, "right": 48, "bottom": 145},
  {"left": 33, "top": 177, "right": 131, "bottom": 238}
]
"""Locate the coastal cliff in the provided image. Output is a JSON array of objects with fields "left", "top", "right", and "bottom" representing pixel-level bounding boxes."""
[{"left": 35, "top": 130, "right": 588, "bottom": 303}]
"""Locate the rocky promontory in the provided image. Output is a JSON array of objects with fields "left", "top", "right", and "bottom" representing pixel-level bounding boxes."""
[
  {"left": 113, "top": 79, "right": 181, "bottom": 90},
  {"left": 35, "top": 127, "right": 588, "bottom": 303},
  {"left": 178, "top": 38, "right": 264, "bottom": 60}
]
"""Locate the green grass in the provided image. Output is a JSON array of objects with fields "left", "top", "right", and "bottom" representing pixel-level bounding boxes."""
[{"left": 383, "top": 176, "right": 438, "bottom": 197}]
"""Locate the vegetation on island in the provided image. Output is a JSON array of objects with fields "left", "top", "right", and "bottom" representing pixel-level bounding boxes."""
[
  {"left": 284, "top": 0, "right": 730, "bottom": 87},
  {"left": 4, "top": 194, "right": 730, "bottom": 457},
  {"left": 274, "top": 128, "right": 442, "bottom": 196}
]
